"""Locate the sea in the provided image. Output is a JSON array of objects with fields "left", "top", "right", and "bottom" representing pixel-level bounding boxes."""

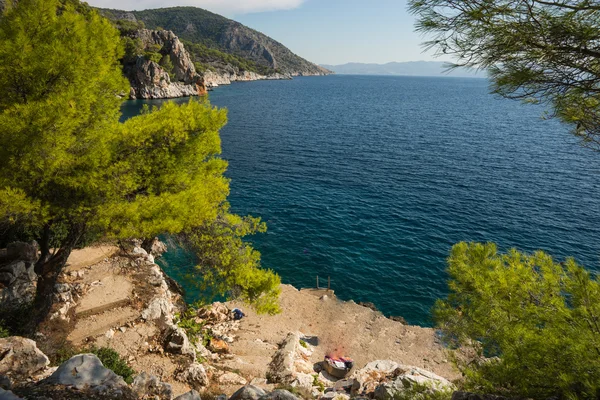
[{"left": 120, "top": 75, "right": 600, "bottom": 326}]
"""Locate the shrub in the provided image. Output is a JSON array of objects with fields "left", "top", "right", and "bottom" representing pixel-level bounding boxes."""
[
  {"left": 144, "top": 51, "right": 162, "bottom": 64},
  {"left": 0, "top": 322, "right": 9, "bottom": 338},
  {"left": 436, "top": 242, "right": 600, "bottom": 399},
  {"left": 392, "top": 383, "right": 453, "bottom": 400},
  {"left": 312, "top": 374, "right": 325, "bottom": 392},
  {"left": 0, "top": 303, "right": 34, "bottom": 337},
  {"left": 90, "top": 347, "right": 136, "bottom": 384}
]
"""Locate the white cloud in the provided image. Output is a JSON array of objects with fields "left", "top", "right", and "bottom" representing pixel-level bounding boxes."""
[{"left": 86, "top": 0, "right": 306, "bottom": 15}]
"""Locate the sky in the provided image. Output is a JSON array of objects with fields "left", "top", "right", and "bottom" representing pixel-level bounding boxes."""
[{"left": 86, "top": 0, "right": 441, "bottom": 65}]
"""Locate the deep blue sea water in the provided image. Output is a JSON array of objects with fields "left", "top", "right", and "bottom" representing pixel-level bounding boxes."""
[{"left": 121, "top": 75, "right": 600, "bottom": 326}]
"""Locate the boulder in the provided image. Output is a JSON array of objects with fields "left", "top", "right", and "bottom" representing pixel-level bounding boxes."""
[
  {"left": 267, "top": 332, "right": 300, "bottom": 384},
  {"left": 0, "top": 387, "right": 23, "bottom": 400},
  {"left": 43, "top": 354, "right": 128, "bottom": 393},
  {"left": 0, "top": 261, "right": 36, "bottom": 308},
  {"left": 230, "top": 385, "right": 267, "bottom": 400},
  {"left": 142, "top": 237, "right": 168, "bottom": 258},
  {"left": 142, "top": 296, "right": 172, "bottom": 321},
  {"left": 5, "top": 242, "right": 38, "bottom": 263},
  {"left": 175, "top": 390, "right": 202, "bottom": 400},
  {"left": 177, "top": 362, "right": 208, "bottom": 389},
  {"left": 0, "top": 262, "right": 27, "bottom": 286},
  {"left": 208, "top": 338, "right": 229, "bottom": 354},
  {"left": 164, "top": 325, "right": 194, "bottom": 356},
  {"left": 217, "top": 372, "right": 247, "bottom": 385},
  {"left": 197, "top": 302, "right": 230, "bottom": 323},
  {"left": 267, "top": 331, "right": 314, "bottom": 388},
  {"left": 333, "top": 378, "right": 359, "bottom": 394},
  {"left": 0, "top": 337, "right": 49, "bottom": 381},
  {"left": 349, "top": 360, "right": 453, "bottom": 399},
  {"left": 131, "top": 372, "right": 173, "bottom": 399}
]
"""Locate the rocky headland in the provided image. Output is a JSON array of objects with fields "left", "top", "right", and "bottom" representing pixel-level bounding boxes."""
[
  {"left": 125, "top": 29, "right": 206, "bottom": 99},
  {"left": 124, "top": 28, "right": 321, "bottom": 100},
  {"left": 0, "top": 242, "right": 488, "bottom": 400},
  {"left": 101, "top": 6, "right": 331, "bottom": 100}
]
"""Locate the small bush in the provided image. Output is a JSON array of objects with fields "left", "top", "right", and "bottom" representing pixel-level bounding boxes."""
[
  {"left": 174, "top": 303, "right": 213, "bottom": 347},
  {"left": 52, "top": 344, "right": 79, "bottom": 366},
  {"left": 299, "top": 339, "right": 307, "bottom": 348},
  {"left": 0, "top": 322, "right": 9, "bottom": 338},
  {"left": 90, "top": 347, "right": 136, "bottom": 384},
  {"left": 392, "top": 383, "right": 453, "bottom": 400},
  {"left": 312, "top": 374, "right": 325, "bottom": 392},
  {"left": 0, "top": 303, "right": 34, "bottom": 336},
  {"left": 144, "top": 51, "right": 162, "bottom": 64}
]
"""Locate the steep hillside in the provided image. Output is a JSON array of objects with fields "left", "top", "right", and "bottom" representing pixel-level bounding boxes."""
[{"left": 100, "top": 7, "right": 330, "bottom": 76}]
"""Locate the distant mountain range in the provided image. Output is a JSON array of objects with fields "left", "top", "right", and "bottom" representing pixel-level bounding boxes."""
[{"left": 320, "top": 61, "right": 485, "bottom": 78}]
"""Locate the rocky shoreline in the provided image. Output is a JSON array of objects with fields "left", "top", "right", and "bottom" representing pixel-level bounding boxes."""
[{"left": 0, "top": 241, "right": 488, "bottom": 400}]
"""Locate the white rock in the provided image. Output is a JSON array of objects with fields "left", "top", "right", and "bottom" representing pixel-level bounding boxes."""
[
  {"left": 44, "top": 354, "right": 128, "bottom": 392},
  {"left": 0, "top": 337, "right": 50, "bottom": 380},
  {"left": 141, "top": 297, "right": 172, "bottom": 321},
  {"left": 217, "top": 372, "right": 247, "bottom": 385},
  {"left": 178, "top": 362, "right": 209, "bottom": 389}
]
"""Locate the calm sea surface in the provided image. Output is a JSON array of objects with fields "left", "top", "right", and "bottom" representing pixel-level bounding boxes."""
[{"left": 121, "top": 75, "right": 600, "bottom": 326}]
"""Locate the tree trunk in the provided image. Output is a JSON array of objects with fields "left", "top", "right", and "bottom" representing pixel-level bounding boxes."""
[{"left": 28, "top": 223, "right": 85, "bottom": 332}]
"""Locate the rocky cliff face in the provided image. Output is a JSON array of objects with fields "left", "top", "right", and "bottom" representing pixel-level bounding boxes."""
[
  {"left": 100, "top": 7, "right": 332, "bottom": 78},
  {"left": 125, "top": 29, "right": 300, "bottom": 99},
  {"left": 126, "top": 29, "right": 206, "bottom": 99},
  {"left": 218, "top": 24, "right": 330, "bottom": 76}
]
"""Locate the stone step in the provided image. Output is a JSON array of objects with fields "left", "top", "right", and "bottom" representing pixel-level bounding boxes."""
[
  {"left": 76, "top": 298, "right": 131, "bottom": 319},
  {"left": 68, "top": 306, "right": 138, "bottom": 344},
  {"left": 76, "top": 275, "right": 133, "bottom": 315}
]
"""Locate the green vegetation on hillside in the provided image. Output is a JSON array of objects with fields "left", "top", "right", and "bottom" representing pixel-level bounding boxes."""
[
  {"left": 436, "top": 242, "right": 600, "bottom": 399},
  {"left": 102, "top": 10, "right": 277, "bottom": 76},
  {"left": 0, "top": 0, "right": 280, "bottom": 327},
  {"left": 409, "top": 0, "right": 600, "bottom": 149},
  {"left": 182, "top": 40, "right": 275, "bottom": 75},
  {"left": 100, "top": 6, "right": 328, "bottom": 75}
]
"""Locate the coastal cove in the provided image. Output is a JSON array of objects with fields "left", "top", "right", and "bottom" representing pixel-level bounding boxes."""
[{"left": 121, "top": 75, "right": 600, "bottom": 326}]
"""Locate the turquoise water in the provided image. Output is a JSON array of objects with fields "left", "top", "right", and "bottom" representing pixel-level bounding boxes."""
[{"left": 121, "top": 75, "right": 600, "bottom": 326}]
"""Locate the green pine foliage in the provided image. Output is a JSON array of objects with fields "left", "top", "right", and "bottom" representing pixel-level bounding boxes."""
[
  {"left": 180, "top": 209, "right": 282, "bottom": 315},
  {"left": 143, "top": 51, "right": 162, "bottom": 64},
  {"left": 0, "top": 0, "right": 281, "bottom": 321},
  {"left": 409, "top": 0, "right": 600, "bottom": 149},
  {"left": 435, "top": 242, "right": 600, "bottom": 399},
  {"left": 159, "top": 55, "right": 175, "bottom": 79}
]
